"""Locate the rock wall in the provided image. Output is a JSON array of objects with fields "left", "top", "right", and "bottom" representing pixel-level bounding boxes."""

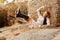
[{"left": 28, "top": 0, "right": 59, "bottom": 27}]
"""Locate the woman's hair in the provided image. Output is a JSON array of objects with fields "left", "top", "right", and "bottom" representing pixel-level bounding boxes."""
[
  {"left": 39, "top": 10, "right": 51, "bottom": 18},
  {"left": 46, "top": 11, "right": 51, "bottom": 18}
]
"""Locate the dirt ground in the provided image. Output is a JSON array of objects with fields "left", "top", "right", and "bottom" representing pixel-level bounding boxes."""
[{"left": 0, "top": 23, "right": 60, "bottom": 40}]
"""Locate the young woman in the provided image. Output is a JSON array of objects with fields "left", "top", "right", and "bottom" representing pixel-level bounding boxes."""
[{"left": 28, "top": 6, "right": 51, "bottom": 28}]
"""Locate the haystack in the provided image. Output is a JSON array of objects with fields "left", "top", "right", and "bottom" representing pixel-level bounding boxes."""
[
  {"left": 0, "top": 6, "right": 7, "bottom": 27},
  {"left": 5, "top": 2, "right": 28, "bottom": 26},
  {"left": 28, "top": 0, "right": 60, "bottom": 27},
  {"left": 0, "top": 1, "right": 28, "bottom": 27}
]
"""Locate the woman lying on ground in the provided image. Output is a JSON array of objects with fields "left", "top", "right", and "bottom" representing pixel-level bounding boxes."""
[
  {"left": 16, "top": 6, "right": 50, "bottom": 28},
  {"left": 28, "top": 6, "right": 51, "bottom": 28}
]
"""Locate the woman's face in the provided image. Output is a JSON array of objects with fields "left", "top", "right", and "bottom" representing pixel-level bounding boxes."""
[{"left": 43, "top": 11, "right": 47, "bottom": 17}]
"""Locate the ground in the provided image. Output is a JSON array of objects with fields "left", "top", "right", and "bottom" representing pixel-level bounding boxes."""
[{"left": 0, "top": 23, "right": 60, "bottom": 40}]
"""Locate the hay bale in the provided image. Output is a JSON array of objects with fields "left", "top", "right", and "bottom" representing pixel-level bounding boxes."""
[
  {"left": 5, "top": 2, "right": 18, "bottom": 26},
  {"left": 4, "top": 2, "right": 28, "bottom": 26},
  {"left": 28, "top": 0, "right": 59, "bottom": 27},
  {"left": 56, "top": 0, "right": 60, "bottom": 27},
  {"left": 0, "top": 1, "right": 28, "bottom": 27},
  {"left": 0, "top": 7, "right": 7, "bottom": 27},
  {"left": 15, "top": 1, "right": 28, "bottom": 14}
]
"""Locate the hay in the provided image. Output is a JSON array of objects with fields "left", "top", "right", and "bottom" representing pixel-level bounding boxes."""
[
  {"left": 5, "top": 2, "right": 28, "bottom": 26},
  {"left": 0, "top": 1, "right": 28, "bottom": 27},
  {"left": 28, "top": 0, "right": 59, "bottom": 26},
  {"left": 0, "top": 7, "right": 7, "bottom": 27}
]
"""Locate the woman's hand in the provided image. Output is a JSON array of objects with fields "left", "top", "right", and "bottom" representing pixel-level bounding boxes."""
[{"left": 38, "top": 5, "right": 46, "bottom": 10}]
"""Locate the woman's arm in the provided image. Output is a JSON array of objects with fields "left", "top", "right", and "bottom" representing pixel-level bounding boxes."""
[{"left": 36, "top": 6, "right": 45, "bottom": 17}]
